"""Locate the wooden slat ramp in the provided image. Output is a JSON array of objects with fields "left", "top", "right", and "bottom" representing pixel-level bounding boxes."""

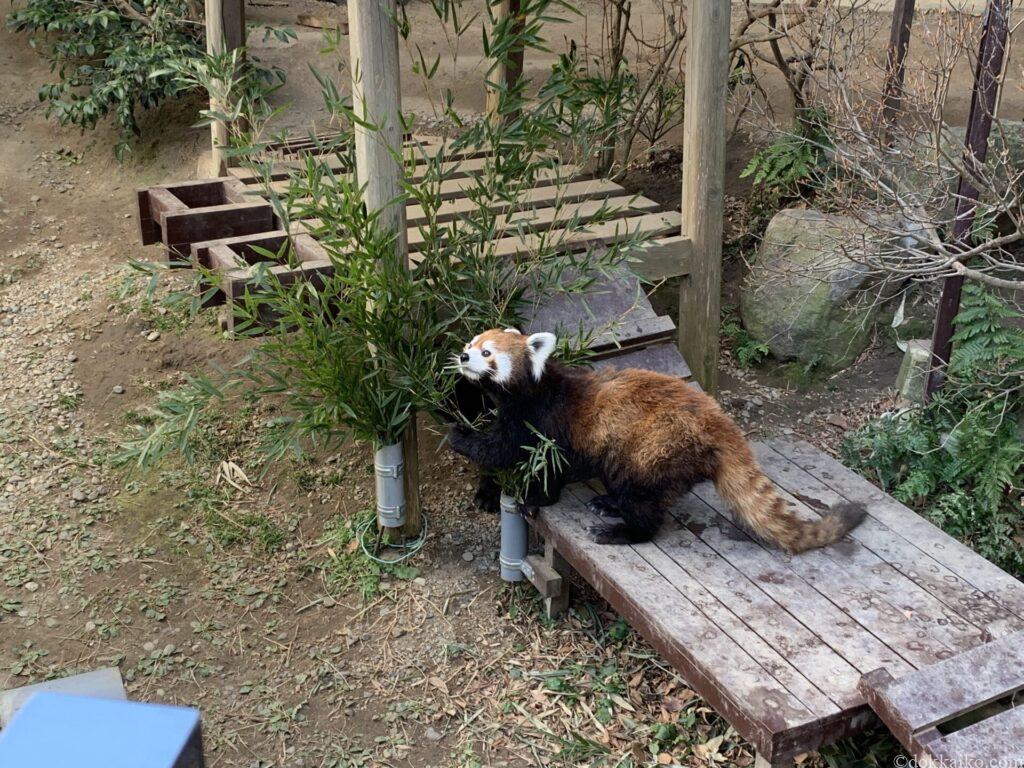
[
  {"left": 518, "top": 273, "right": 1024, "bottom": 764},
  {"left": 135, "top": 134, "right": 689, "bottom": 332},
  {"left": 135, "top": 133, "right": 1024, "bottom": 766}
]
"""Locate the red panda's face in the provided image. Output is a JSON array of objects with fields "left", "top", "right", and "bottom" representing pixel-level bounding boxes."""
[{"left": 457, "top": 329, "right": 557, "bottom": 386}]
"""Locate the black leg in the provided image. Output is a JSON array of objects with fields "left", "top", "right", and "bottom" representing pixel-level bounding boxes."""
[
  {"left": 588, "top": 492, "right": 664, "bottom": 544},
  {"left": 586, "top": 494, "right": 621, "bottom": 517},
  {"left": 474, "top": 474, "right": 500, "bottom": 514}
]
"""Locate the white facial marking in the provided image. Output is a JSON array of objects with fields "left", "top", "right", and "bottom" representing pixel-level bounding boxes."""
[
  {"left": 461, "top": 339, "right": 498, "bottom": 381},
  {"left": 526, "top": 332, "right": 557, "bottom": 381},
  {"left": 490, "top": 346, "right": 513, "bottom": 384}
]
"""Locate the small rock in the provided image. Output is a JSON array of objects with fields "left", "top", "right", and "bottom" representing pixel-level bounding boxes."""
[
  {"left": 322, "top": 596, "right": 336, "bottom": 608},
  {"left": 111, "top": 385, "right": 125, "bottom": 395},
  {"left": 30, "top": 195, "right": 41, "bottom": 203},
  {"left": 826, "top": 414, "right": 852, "bottom": 430},
  {"left": 146, "top": 331, "right": 160, "bottom": 342},
  {"left": 461, "top": 550, "right": 474, "bottom": 562},
  {"left": 143, "top": 641, "right": 156, "bottom": 652},
  {"left": 23, "top": 581, "right": 39, "bottom": 592},
  {"left": 425, "top": 727, "right": 443, "bottom": 742},
  {"left": 71, "top": 488, "right": 86, "bottom": 502},
  {"left": 413, "top": 577, "right": 426, "bottom": 587}
]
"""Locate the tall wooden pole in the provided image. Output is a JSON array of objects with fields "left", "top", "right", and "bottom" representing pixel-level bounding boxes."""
[
  {"left": 485, "top": 0, "right": 524, "bottom": 126},
  {"left": 678, "top": 0, "right": 730, "bottom": 395},
  {"left": 926, "top": 0, "right": 1010, "bottom": 399},
  {"left": 205, "top": 0, "right": 246, "bottom": 177},
  {"left": 881, "top": 0, "right": 916, "bottom": 138},
  {"left": 349, "top": 0, "right": 421, "bottom": 537}
]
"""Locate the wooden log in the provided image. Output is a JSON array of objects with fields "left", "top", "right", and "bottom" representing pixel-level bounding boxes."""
[
  {"left": 678, "top": 0, "right": 730, "bottom": 394},
  {"left": 349, "top": 0, "right": 421, "bottom": 538},
  {"left": 485, "top": 0, "right": 524, "bottom": 126},
  {"left": 205, "top": 0, "right": 246, "bottom": 176}
]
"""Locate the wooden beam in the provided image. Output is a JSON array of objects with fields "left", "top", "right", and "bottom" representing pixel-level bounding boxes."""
[
  {"left": 205, "top": 0, "right": 246, "bottom": 177},
  {"left": 348, "top": 0, "right": 421, "bottom": 538},
  {"left": 678, "top": 0, "right": 730, "bottom": 395},
  {"left": 485, "top": 0, "right": 524, "bottom": 126},
  {"left": 631, "top": 235, "right": 693, "bottom": 282}
]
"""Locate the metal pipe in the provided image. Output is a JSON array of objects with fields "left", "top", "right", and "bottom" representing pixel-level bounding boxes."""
[
  {"left": 374, "top": 442, "right": 407, "bottom": 528},
  {"left": 499, "top": 493, "right": 528, "bottom": 582}
]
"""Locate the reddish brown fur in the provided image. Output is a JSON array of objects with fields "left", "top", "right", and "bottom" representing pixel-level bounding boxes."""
[
  {"left": 565, "top": 367, "right": 863, "bottom": 552},
  {"left": 457, "top": 330, "right": 865, "bottom": 552}
]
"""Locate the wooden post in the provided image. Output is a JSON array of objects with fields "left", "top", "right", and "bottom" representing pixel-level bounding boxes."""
[
  {"left": 348, "top": 0, "right": 421, "bottom": 537},
  {"left": 485, "top": 0, "right": 524, "bottom": 126},
  {"left": 926, "top": 0, "right": 1009, "bottom": 398},
  {"left": 881, "top": 0, "right": 916, "bottom": 138},
  {"left": 678, "top": 0, "right": 730, "bottom": 395},
  {"left": 205, "top": 0, "right": 246, "bottom": 177}
]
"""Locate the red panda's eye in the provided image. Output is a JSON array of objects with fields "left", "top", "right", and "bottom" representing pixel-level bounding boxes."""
[{"left": 481, "top": 350, "right": 491, "bottom": 358}]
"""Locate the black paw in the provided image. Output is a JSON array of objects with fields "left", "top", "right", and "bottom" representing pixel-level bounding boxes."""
[
  {"left": 587, "top": 522, "right": 633, "bottom": 545},
  {"left": 586, "top": 494, "right": 620, "bottom": 517},
  {"left": 473, "top": 477, "right": 500, "bottom": 514},
  {"left": 518, "top": 503, "right": 539, "bottom": 520}
]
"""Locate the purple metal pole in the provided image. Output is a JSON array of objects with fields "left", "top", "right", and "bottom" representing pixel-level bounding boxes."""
[
  {"left": 926, "top": 0, "right": 1011, "bottom": 399},
  {"left": 881, "top": 0, "right": 916, "bottom": 138}
]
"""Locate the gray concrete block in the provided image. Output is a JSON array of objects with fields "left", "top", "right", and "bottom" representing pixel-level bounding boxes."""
[
  {"left": 896, "top": 339, "right": 932, "bottom": 404},
  {"left": 0, "top": 667, "right": 126, "bottom": 727}
]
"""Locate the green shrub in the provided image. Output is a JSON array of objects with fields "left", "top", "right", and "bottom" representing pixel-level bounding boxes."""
[
  {"left": 7, "top": 0, "right": 286, "bottom": 158},
  {"left": 120, "top": 0, "right": 650, "bottom": 482},
  {"left": 741, "top": 107, "right": 832, "bottom": 206},
  {"left": 8, "top": 0, "right": 203, "bottom": 158},
  {"left": 722, "top": 307, "right": 769, "bottom": 368},
  {"left": 843, "top": 284, "right": 1024, "bottom": 576}
]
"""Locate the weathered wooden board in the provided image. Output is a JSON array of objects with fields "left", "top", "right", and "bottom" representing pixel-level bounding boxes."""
[
  {"left": 773, "top": 439, "right": 1024, "bottom": 626},
  {"left": 860, "top": 630, "right": 1024, "bottom": 764},
  {"left": 530, "top": 487, "right": 831, "bottom": 761},
  {"left": 928, "top": 705, "right": 1024, "bottom": 766},
  {"left": 590, "top": 343, "right": 691, "bottom": 379},
  {"left": 487, "top": 211, "right": 681, "bottom": 259},
  {"left": 406, "top": 178, "right": 628, "bottom": 226},
  {"left": 690, "top": 480, "right": 965, "bottom": 668},
  {"left": 758, "top": 442, "right": 1024, "bottom": 639},
  {"left": 406, "top": 195, "right": 660, "bottom": 251}
]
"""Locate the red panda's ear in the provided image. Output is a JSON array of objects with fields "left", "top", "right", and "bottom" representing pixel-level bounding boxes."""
[
  {"left": 526, "top": 332, "right": 557, "bottom": 381},
  {"left": 503, "top": 328, "right": 521, "bottom": 335}
]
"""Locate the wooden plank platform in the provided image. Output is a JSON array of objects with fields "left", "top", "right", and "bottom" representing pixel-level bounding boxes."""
[
  {"left": 135, "top": 134, "right": 691, "bottom": 341},
  {"left": 528, "top": 438, "right": 1024, "bottom": 763},
  {"left": 860, "top": 630, "right": 1024, "bottom": 766}
]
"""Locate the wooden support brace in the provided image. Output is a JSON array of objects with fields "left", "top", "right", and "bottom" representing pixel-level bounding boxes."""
[
  {"left": 521, "top": 554, "right": 562, "bottom": 599},
  {"left": 542, "top": 539, "right": 570, "bottom": 619}
]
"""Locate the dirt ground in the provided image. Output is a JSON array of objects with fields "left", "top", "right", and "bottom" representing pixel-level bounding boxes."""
[{"left": 0, "top": 2, "right": 1015, "bottom": 766}]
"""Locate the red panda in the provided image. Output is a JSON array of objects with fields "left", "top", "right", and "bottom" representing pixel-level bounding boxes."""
[{"left": 448, "top": 328, "right": 866, "bottom": 552}]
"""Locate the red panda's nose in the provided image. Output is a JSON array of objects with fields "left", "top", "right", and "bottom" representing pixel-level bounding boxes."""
[{"left": 459, "top": 352, "right": 469, "bottom": 363}]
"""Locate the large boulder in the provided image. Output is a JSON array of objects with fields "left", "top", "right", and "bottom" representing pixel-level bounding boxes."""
[{"left": 740, "top": 208, "right": 898, "bottom": 371}]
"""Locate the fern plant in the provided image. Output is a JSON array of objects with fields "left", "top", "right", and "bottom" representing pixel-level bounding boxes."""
[
  {"left": 741, "top": 107, "right": 832, "bottom": 205},
  {"left": 843, "top": 284, "right": 1024, "bottom": 577}
]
